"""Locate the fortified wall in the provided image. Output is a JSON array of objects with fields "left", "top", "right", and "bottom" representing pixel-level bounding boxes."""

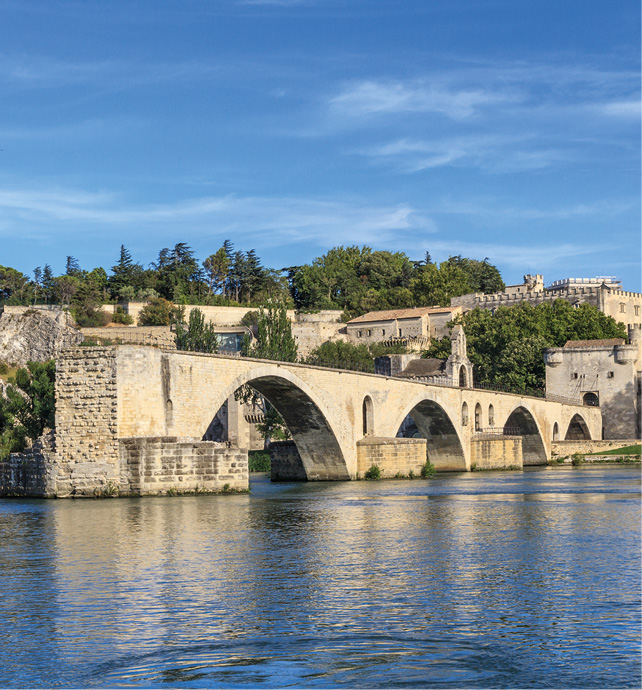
[{"left": 451, "top": 276, "right": 641, "bottom": 331}]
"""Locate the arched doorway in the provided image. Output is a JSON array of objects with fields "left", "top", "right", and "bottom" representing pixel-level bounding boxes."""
[
  {"left": 565, "top": 414, "right": 591, "bottom": 440},
  {"left": 503, "top": 406, "right": 547, "bottom": 465},
  {"left": 362, "top": 396, "right": 374, "bottom": 436},
  {"left": 583, "top": 392, "right": 599, "bottom": 407},
  {"left": 396, "top": 399, "right": 466, "bottom": 471},
  {"left": 459, "top": 366, "right": 467, "bottom": 387}
]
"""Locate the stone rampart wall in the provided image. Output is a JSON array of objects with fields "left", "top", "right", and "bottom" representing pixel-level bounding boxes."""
[
  {"left": 471, "top": 437, "right": 523, "bottom": 469},
  {"left": 81, "top": 326, "right": 175, "bottom": 348},
  {"left": 0, "top": 445, "right": 54, "bottom": 497},
  {"left": 119, "top": 437, "right": 247, "bottom": 495},
  {"left": 54, "top": 347, "right": 119, "bottom": 496},
  {"left": 269, "top": 440, "right": 308, "bottom": 481},
  {"left": 551, "top": 439, "right": 641, "bottom": 457},
  {"left": 356, "top": 437, "right": 427, "bottom": 477}
]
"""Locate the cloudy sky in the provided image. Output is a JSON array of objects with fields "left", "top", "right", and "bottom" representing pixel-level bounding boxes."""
[{"left": 1, "top": 0, "right": 640, "bottom": 288}]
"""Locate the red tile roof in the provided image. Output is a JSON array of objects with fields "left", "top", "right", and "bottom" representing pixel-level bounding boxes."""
[{"left": 348, "top": 306, "right": 457, "bottom": 324}]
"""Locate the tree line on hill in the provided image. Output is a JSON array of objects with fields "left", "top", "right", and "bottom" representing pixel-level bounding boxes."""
[{"left": 0, "top": 243, "right": 504, "bottom": 326}]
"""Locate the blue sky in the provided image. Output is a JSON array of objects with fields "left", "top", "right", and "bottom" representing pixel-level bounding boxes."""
[{"left": 1, "top": 0, "right": 640, "bottom": 289}]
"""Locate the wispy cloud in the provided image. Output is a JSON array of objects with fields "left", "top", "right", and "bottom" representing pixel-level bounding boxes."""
[
  {"left": 0, "top": 185, "right": 436, "bottom": 253},
  {"left": 329, "top": 79, "right": 516, "bottom": 121}
]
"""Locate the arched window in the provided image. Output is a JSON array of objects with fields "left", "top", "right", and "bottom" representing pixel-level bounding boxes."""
[
  {"left": 488, "top": 404, "right": 495, "bottom": 427},
  {"left": 583, "top": 392, "right": 599, "bottom": 407},
  {"left": 362, "top": 396, "right": 374, "bottom": 436},
  {"left": 474, "top": 403, "right": 482, "bottom": 431},
  {"left": 459, "top": 365, "right": 467, "bottom": 388},
  {"left": 553, "top": 422, "right": 559, "bottom": 441},
  {"left": 461, "top": 402, "right": 469, "bottom": 426}
]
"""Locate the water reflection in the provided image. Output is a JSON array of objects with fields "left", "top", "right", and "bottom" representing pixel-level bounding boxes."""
[{"left": 0, "top": 467, "right": 639, "bottom": 688}]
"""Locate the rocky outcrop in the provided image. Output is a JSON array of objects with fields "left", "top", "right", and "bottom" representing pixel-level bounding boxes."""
[{"left": 0, "top": 308, "right": 82, "bottom": 366}]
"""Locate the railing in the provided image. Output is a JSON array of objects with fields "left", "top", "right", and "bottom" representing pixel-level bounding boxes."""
[{"left": 475, "top": 426, "right": 523, "bottom": 437}]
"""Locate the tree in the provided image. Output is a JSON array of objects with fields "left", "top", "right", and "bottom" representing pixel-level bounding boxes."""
[
  {"left": 242, "top": 302, "right": 297, "bottom": 362},
  {"left": 65, "top": 256, "right": 81, "bottom": 276},
  {"left": 203, "top": 247, "right": 230, "bottom": 296},
  {"left": 0, "top": 360, "right": 55, "bottom": 457},
  {"left": 33, "top": 267, "right": 42, "bottom": 304},
  {"left": 42, "top": 265, "right": 55, "bottom": 304},
  {"left": 54, "top": 275, "right": 79, "bottom": 307},
  {"left": 423, "top": 300, "right": 627, "bottom": 391},
  {"left": 0, "top": 266, "right": 33, "bottom": 305},
  {"left": 410, "top": 261, "right": 472, "bottom": 306},
  {"left": 175, "top": 308, "right": 219, "bottom": 353},
  {"left": 443, "top": 255, "right": 505, "bottom": 294},
  {"left": 138, "top": 297, "right": 181, "bottom": 326}
]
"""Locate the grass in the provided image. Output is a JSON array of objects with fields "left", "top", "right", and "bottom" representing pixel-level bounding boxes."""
[{"left": 585, "top": 444, "right": 641, "bottom": 457}]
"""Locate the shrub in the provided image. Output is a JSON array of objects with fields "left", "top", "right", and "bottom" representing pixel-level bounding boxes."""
[
  {"left": 420, "top": 460, "right": 435, "bottom": 478},
  {"left": 0, "top": 361, "right": 8, "bottom": 376},
  {"left": 111, "top": 307, "right": 134, "bottom": 325},
  {"left": 571, "top": 453, "right": 583, "bottom": 466},
  {"left": 364, "top": 464, "right": 381, "bottom": 480},
  {"left": 248, "top": 451, "right": 271, "bottom": 472},
  {"left": 138, "top": 297, "right": 180, "bottom": 326}
]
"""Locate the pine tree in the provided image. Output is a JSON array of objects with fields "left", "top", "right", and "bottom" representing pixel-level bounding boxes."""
[{"left": 243, "top": 302, "right": 297, "bottom": 362}]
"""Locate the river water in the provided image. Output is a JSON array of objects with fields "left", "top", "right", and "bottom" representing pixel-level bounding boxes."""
[{"left": 0, "top": 466, "right": 639, "bottom": 689}]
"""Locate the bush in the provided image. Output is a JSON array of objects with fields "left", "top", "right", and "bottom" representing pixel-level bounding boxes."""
[
  {"left": 138, "top": 297, "right": 180, "bottom": 326},
  {"left": 364, "top": 464, "right": 381, "bottom": 480},
  {"left": 571, "top": 453, "right": 583, "bottom": 466},
  {"left": 420, "top": 460, "right": 435, "bottom": 478},
  {"left": 0, "top": 361, "right": 8, "bottom": 376},
  {"left": 111, "top": 307, "right": 134, "bottom": 325},
  {"left": 248, "top": 451, "right": 271, "bottom": 472}
]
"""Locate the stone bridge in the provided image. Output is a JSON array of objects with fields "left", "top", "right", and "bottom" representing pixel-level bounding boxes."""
[{"left": 47, "top": 346, "right": 602, "bottom": 496}]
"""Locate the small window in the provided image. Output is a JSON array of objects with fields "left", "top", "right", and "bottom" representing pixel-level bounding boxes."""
[
  {"left": 607, "top": 371, "right": 614, "bottom": 378},
  {"left": 573, "top": 373, "right": 578, "bottom": 379},
  {"left": 382, "top": 329, "right": 386, "bottom": 337},
  {"left": 619, "top": 303, "right": 626, "bottom": 313},
  {"left": 461, "top": 402, "right": 469, "bottom": 426},
  {"left": 357, "top": 330, "right": 362, "bottom": 337},
  {"left": 367, "top": 330, "right": 371, "bottom": 336},
  {"left": 635, "top": 305, "right": 640, "bottom": 316}
]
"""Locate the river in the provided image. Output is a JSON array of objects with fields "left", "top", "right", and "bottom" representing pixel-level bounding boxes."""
[{"left": 0, "top": 466, "right": 639, "bottom": 688}]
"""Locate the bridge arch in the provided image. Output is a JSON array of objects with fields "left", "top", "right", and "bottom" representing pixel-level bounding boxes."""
[
  {"left": 503, "top": 405, "right": 547, "bottom": 465},
  {"left": 209, "top": 365, "right": 350, "bottom": 480},
  {"left": 394, "top": 395, "right": 466, "bottom": 471},
  {"left": 565, "top": 413, "right": 591, "bottom": 441}
]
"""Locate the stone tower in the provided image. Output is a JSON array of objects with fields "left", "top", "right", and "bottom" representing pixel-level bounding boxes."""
[{"left": 446, "top": 324, "right": 474, "bottom": 388}]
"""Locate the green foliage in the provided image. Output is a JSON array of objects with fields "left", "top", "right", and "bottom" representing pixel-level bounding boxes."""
[
  {"left": 138, "top": 297, "right": 181, "bottom": 326},
  {"left": 0, "top": 362, "right": 9, "bottom": 376},
  {"left": 424, "top": 300, "right": 627, "bottom": 391},
  {"left": 364, "top": 464, "right": 381, "bottom": 480},
  {"left": 420, "top": 460, "right": 435, "bottom": 477},
  {"left": 256, "top": 404, "right": 291, "bottom": 442},
  {"left": 0, "top": 265, "right": 34, "bottom": 305},
  {"left": 0, "top": 360, "right": 55, "bottom": 457},
  {"left": 248, "top": 451, "right": 271, "bottom": 472},
  {"left": 111, "top": 307, "right": 134, "bottom": 325},
  {"left": 571, "top": 453, "right": 583, "bottom": 466},
  {"left": 174, "top": 307, "right": 219, "bottom": 353},
  {"left": 586, "top": 444, "right": 641, "bottom": 456},
  {"left": 243, "top": 302, "right": 297, "bottom": 362},
  {"left": 305, "top": 340, "right": 408, "bottom": 372},
  {"left": 410, "top": 260, "right": 472, "bottom": 307},
  {"left": 442, "top": 255, "right": 505, "bottom": 294}
]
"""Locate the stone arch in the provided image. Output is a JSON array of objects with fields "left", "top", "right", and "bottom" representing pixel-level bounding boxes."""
[
  {"left": 396, "top": 397, "right": 466, "bottom": 471},
  {"left": 488, "top": 404, "right": 495, "bottom": 427},
  {"left": 207, "top": 367, "right": 350, "bottom": 481},
  {"left": 553, "top": 422, "right": 560, "bottom": 442},
  {"left": 362, "top": 395, "right": 374, "bottom": 436},
  {"left": 459, "top": 365, "right": 467, "bottom": 387},
  {"left": 503, "top": 405, "right": 547, "bottom": 466},
  {"left": 474, "top": 403, "right": 482, "bottom": 431},
  {"left": 461, "top": 402, "right": 469, "bottom": 426},
  {"left": 565, "top": 414, "right": 591, "bottom": 441}
]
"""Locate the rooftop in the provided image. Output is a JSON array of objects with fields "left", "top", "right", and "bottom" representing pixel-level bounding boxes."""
[
  {"left": 563, "top": 338, "right": 626, "bottom": 348},
  {"left": 396, "top": 358, "right": 447, "bottom": 378},
  {"left": 348, "top": 306, "right": 457, "bottom": 324}
]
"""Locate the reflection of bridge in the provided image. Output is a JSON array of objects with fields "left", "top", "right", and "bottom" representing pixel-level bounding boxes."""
[{"left": 53, "top": 346, "right": 602, "bottom": 495}]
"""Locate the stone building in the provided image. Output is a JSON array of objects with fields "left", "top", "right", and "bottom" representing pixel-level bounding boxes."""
[
  {"left": 451, "top": 274, "right": 641, "bottom": 331},
  {"left": 544, "top": 324, "right": 641, "bottom": 439},
  {"left": 375, "top": 325, "right": 474, "bottom": 388},
  {"left": 345, "top": 306, "right": 462, "bottom": 351}
]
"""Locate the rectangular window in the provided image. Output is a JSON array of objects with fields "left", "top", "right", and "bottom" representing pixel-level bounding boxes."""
[
  {"left": 573, "top": 372, "right": 578, "bottom": 379},
  {"left": 382, "top": 329, "right": 386, "bottom": 337},
  {"left": 635, "top": 305, "right": 640, "bottom": 316},
  {"left": 357, "top": 330, "right": 362, "bottom": 337},
  {"left": 607, "top": 371, "right": 614, "bottom": 378},
  {"left": 620, "top": 303, "right": 626, "bottom": 313}
]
